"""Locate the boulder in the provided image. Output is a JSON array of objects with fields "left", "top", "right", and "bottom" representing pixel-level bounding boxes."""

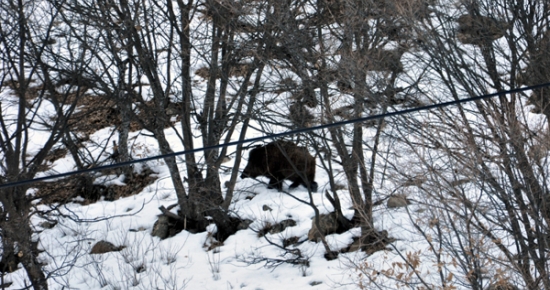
[
  {"left": 308, "top": 212, "right": 339, "bottom": 242},
  {"left": 90, "top": 240, "right": 124, "bottom": 254},
  {"left": 387, "top": 195, "right": 410, "bottom": 208}
]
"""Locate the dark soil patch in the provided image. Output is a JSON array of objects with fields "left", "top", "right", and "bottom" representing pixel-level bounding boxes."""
[
  {"left": 35, "top": 168, "right": 157, "bottom": 205},
  {"left": 67, "top": 95, "right": 134, "bottom": 136},
  {"left": 2, "top": 81, "right": 49, "bottom": 109},
  {"left": 5, "top": 79, "right": 182, "bottom": 138},
  {"left": 68, "top": 95, "right": 183, "bottom": 137},
  {"left": 2, "top": 79, "right": 95, "bottom": 109}
]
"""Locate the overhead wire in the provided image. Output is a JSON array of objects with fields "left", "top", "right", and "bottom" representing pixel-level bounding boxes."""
[{"left": 1, "top": 81, "right": 549, "bottom": 190}]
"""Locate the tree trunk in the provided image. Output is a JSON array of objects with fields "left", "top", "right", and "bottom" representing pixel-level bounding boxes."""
[
  {"left": 155, "top": 130, "right": 193, "bottom": 219},
  {"left": 0, "top": 187, "right": 48, "bottom": 290},
  {"left": 117, "top": 91, "right": 133, "bottom": 178}
]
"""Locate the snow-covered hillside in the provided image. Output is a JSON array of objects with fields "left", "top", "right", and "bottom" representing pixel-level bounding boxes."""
[{"left": 1, "top": 0, "right": 550, "bottom": 289}]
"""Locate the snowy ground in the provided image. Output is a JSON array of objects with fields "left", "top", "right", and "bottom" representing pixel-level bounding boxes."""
[
  {"left": 0, "top": 117, "right": 426, "bottom": 290},
  {"left": 0, "top": 67, "right": 495, "bottom": 290}
]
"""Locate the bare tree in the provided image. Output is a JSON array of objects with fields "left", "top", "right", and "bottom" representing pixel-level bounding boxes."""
[
  {"left": 0, "top": 0, "right": 92, "bottom": 288},
  {"left": 358, "top": 0, "right": 550, "bottom": 288},
  {"left": 246, "top": 0, "right": 427, "bottom": 253},
  {"left": 57, "top": 0, "right": 275, "bottom": 240}
]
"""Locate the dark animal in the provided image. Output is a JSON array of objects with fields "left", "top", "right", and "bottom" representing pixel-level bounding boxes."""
[{"left": 241, "top": 141, "right": 318, "bottom": 192}]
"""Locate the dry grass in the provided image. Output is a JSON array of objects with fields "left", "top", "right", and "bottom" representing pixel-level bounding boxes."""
[
  {"left": 68, "top": 96, "right": 122, "bottom": 135},
  {"left": 35, "top": 168, "right": 157, "bottom": 205}
]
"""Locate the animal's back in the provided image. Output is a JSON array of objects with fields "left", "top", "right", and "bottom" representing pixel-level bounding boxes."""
[{"left": 268, "top": 141, "right": 316, "bottom": 180}]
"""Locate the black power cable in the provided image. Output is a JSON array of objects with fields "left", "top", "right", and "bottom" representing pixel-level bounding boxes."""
[{"left": 1, "top": 81, "right": 549, "bottom": 189}]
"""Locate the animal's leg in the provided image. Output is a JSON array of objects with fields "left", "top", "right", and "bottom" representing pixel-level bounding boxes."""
[
  {"left": 310, "top": 181, "right": 318, "bottom": 192},
  {"left": 289, "top": 180, "right": 301, "bottom": 189},
  {"left": 299, "top": 179, "right": 318, "bottom": 192},
  {"left": 268, "top": 178, "right": 283, "bottom": 191}
]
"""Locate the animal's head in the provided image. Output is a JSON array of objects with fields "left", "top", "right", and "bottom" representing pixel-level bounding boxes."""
[{"left": 240, "top": 146, "right": 267, "bottom": 179}]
